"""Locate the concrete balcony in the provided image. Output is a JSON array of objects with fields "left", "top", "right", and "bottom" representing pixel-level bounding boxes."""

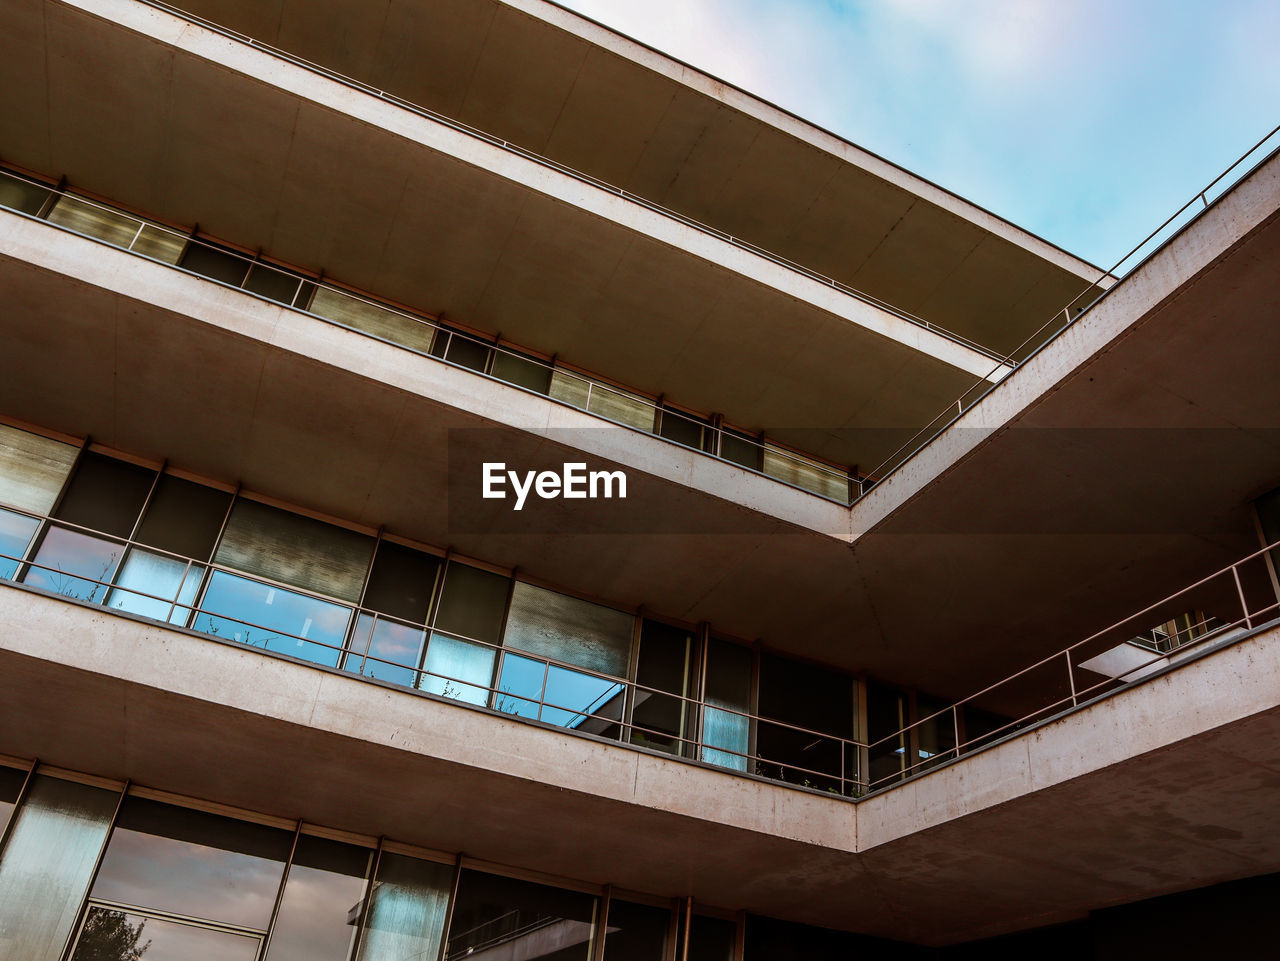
[
  {"left": 0, "top": 0, "right": 1006, "bottom": 474},
  {"left": 2, "top": 579, "right": 1278, "bottom": 946},
  {"left": 160, "top": 0, "right": 1110, "bottom": 358}
]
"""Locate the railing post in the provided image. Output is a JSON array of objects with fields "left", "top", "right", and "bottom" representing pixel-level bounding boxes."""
[
  {"left": 952, "top": 704, "right": 961, "bottom": 759},
  {"left": 1065, "top": 649, "right": 1078, "bottom": 706},
  {"left": 1231, "top": 563, "right": 1254, "bottom": 629}
]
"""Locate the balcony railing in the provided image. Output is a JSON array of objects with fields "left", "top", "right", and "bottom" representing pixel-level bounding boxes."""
[
  {"left": 2, "top": 496, "right": 1277, "bottom": 800},
  {"left": 0, "top": 166, "right": 861, "bottom": 506}
]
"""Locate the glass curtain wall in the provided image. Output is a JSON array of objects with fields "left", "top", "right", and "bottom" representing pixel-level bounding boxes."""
[
  {"left": 0, "top": 774, "right": 120, "bottom": 961},
  {"left": 701, "top": 639, "right": 753, "bottom": 771},
  {"left": 629, "top": 619, "right": 698, "bottom": 756},
  {"left": 497, "top": 582, "right": 633, "bottom": 735},
  {"left": 755, "top": 654, "right": 854, "bottom": 793},
  {"left": 446, "top": 869, "right": 598, "bottom": 961}
]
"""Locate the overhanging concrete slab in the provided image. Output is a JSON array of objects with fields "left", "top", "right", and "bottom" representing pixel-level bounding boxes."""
[
  {"left": 163, "top": 0, "right": 1110, "bottom": 357},
  {"left": 0, "top": 0, "right": 1001, "bottom": 472},
  {"left": 2, "top": 587, "right": 1278, "bottom": 945}
]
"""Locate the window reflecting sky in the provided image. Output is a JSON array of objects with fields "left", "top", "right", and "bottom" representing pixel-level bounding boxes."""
[{"left": 194, "top": 570, "right": 352, "bottom": 667}]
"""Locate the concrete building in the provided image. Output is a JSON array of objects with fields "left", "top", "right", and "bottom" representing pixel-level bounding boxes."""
[{"left": 1, "top": 0, "right": 1278, "bottom": 958}]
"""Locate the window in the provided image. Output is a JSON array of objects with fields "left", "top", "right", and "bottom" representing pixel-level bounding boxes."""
[
  {"left": 497, "top": 582, "right": 632, "bottom": 735},
  {"left": 346, "top": 542, "right": 442, "bottom": 687},
  {"left": 602, "top": 899, "right": 673, "bottom": 961},
  {"left": 0, "top": 508, "right": 39, "bottom": 581},
  {"left": 0, "top": 168, "right": 53, "bottom": 215},
  {"left": 630, "top": 619, "right": 696, "bottom": 756},
  {"left": 762, "top": 444, "right": 851, "bottom": 501},
  {"left": 213, "top": 499, "right": 374, "bottom": 603},
  {"left": 179, "top": 238, "right": 253, "bottom": 286},
  {"left": 0, "top": 424, "right": 78, "bottom": 515},
  {"left": 70, "top": 797, "right": 292, "bottom": 961},
  {"left": 0, "top": 774, "right": 120, "bottom": 961},
  {"left": 446, "top": 869, "right": 597, "bottom": 961},
  {"left": 657, "top": 405, "right": 715, "bottom": 453},
  {"left": 701, "top": 638, "right": 753, "bottom": 771},
  {"left": 46, "top": 194, "right": 143, "bottom": 249},
  {"left": 431, "top": 324, "right": 493, "bottom": 373},
  {"left": 718, "top": 428, "right": 763, "bottom": 471},
  {"left": 308, "top": 287, "right": 437, "bottom": 354},
  {"left": 265, "top": 835, "right": 374, "bottom": 961},
  {"left": 755, "top": 652, "right": 853, "bottom": 791},
  {"left": 356, "top": 852, "right": 454, "bottom": 961},
  {"left": 491, "top": 346, "right": 553, "bottom": 394},
  {"left": 420, "top": 562, "right": 510, "bottom": 705}
]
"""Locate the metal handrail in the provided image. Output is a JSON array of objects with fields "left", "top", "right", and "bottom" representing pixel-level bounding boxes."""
[
  {"left": 863, "top": 123, "right": 1280, "bottom": 485},
  {"left": 0, "top": 168, "right": 861, "bottom": 505},
  {"left": 2, "top": 502, "right": 1276, "bottom": 799}
]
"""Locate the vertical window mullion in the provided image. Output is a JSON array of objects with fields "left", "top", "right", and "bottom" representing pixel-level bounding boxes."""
[
  {"left": 55, "top": 774, "right": 131, "bottom": 961},
  {"left": 256, "top": 820, "right": 303, "bottom": 961}
]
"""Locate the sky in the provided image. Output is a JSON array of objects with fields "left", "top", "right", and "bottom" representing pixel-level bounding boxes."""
[{"left": 555, "top": 0, "right": 1280, "bottom": 269}]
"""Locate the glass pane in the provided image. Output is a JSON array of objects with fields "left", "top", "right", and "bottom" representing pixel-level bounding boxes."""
[
  {"left": 0, "top": 766, "right": 25, "bottom": 836},
  {"left": 55, "top": 451, "right": 156, "bottom": 538},
  {"left": 756, "top": 653, "right": 852, "bottom": 786},
  {"left": 446, "top": 869, "right": 596, "bottom": 961},
  {"left": 631, "top": 620, "right": 695, "bottom": 755},
  {"left": 587, "top": 384, "right": 656, "bottom": 432},
  {"left": 701, "top": 708, "right": 749, "bottom": 771},
  {"left": 548, "top": 369, "right": 591, "bottom": 409},
  {"left": 0, "top": 169, "right": 52, "bottom": 214},
  {"left": 866, "top": 683, "right": 907, "bottom": 788},
  {"left": 135, "top": 474, "right": 232, "bottom": 560},
  {"left": 491, "top": 349, "right": 552, "bottom": 394},
  {"left": 106, "top": 548, "right": 203, "bottom": 625},
  {"left": 762, "top": 445, "right": 849, "bottom": 501},
  {"left": 309, "top": 287, "right": 437, "bottom": 354},
  {"left": 71, "top": 907, "right": 261, "bottom": 961},
  {"left": 244, "top": 263, "right": 305, "bottom": 304},
  {"left": 214, "top": 498, "right": 374, "bottom": 602},
  {"left": 493, "top": 653, "right": 545, "bottom": 719},
  {"left": 503, "top": 581, "right": 633, "bottom": 677},
  {"left": 131, "top": 223, "right": 187, "bottom": 264},
  {"left": 0, "top": 423, "right": 79, "bottom": 514},
  {"left": 431, "top": 326, "right": 491, "bottom": 372},
  {"left": 433, "top": 562, "right": 510, "bottom": 645},
  {"left": 194, "top": 570, "right": 352, "bottom": 667},
  {"left": 0, "top": 774, "right": 120, "bottom": 961},
  {"left": 541, "top": 664, "right": 625, "bottom": 737},
  {"left": 421, "top": 633, "right": 495, "bottom": 705},
  {"left": 0, "top": 508, "right": 39, "bottom": 580},
  {"left": 658, "top": 408, "right": 712, "bottom": 453},
  {"left": 719, "top": 431, "right": 762, "bottom": 471},
  {"left": 23, "top": 527, "right": 124, "bottom": 603},
  {"left": 46, "top": 194, "right": 141, "bottom": 248},
  {"left": 362, "top": 541, "right": 441, "bottom": 623},
  {"left": 356, "top": 852, "right": 452, "bottom": 961},
  {"left": 90, "top": 796, "right": 291, "bottom": 930},
  {"left": 702, "top": 639, "right": 752, "bottom": 772},
  {"left": 265, "top": 835, "right": 373, "bottom": 961},
  {"left": 688, "top": 915, "right": 736, "bottom": 961},
  {"left": 180, "top": 241, "right": 251, "bottom": 286},
  {"left": 602, "top": 900, "right": 671, "bottom": 961},
  {"left": 347, "top": 613, "right": 426, "bottom": 687}
]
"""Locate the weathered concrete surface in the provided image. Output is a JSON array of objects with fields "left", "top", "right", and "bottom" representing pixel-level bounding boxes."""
[
  {"left": 0, "top": 0, "right": 1000, "bottom": 475},
  {"left": 163, "top": 0, "right": 1108, "bottom": 357},
  {"left": 3, "top": 150, "right": 1279, "bottom": 698},
  {"left": 2, "top": 588, "right": 1279, "bottom": 945}
]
